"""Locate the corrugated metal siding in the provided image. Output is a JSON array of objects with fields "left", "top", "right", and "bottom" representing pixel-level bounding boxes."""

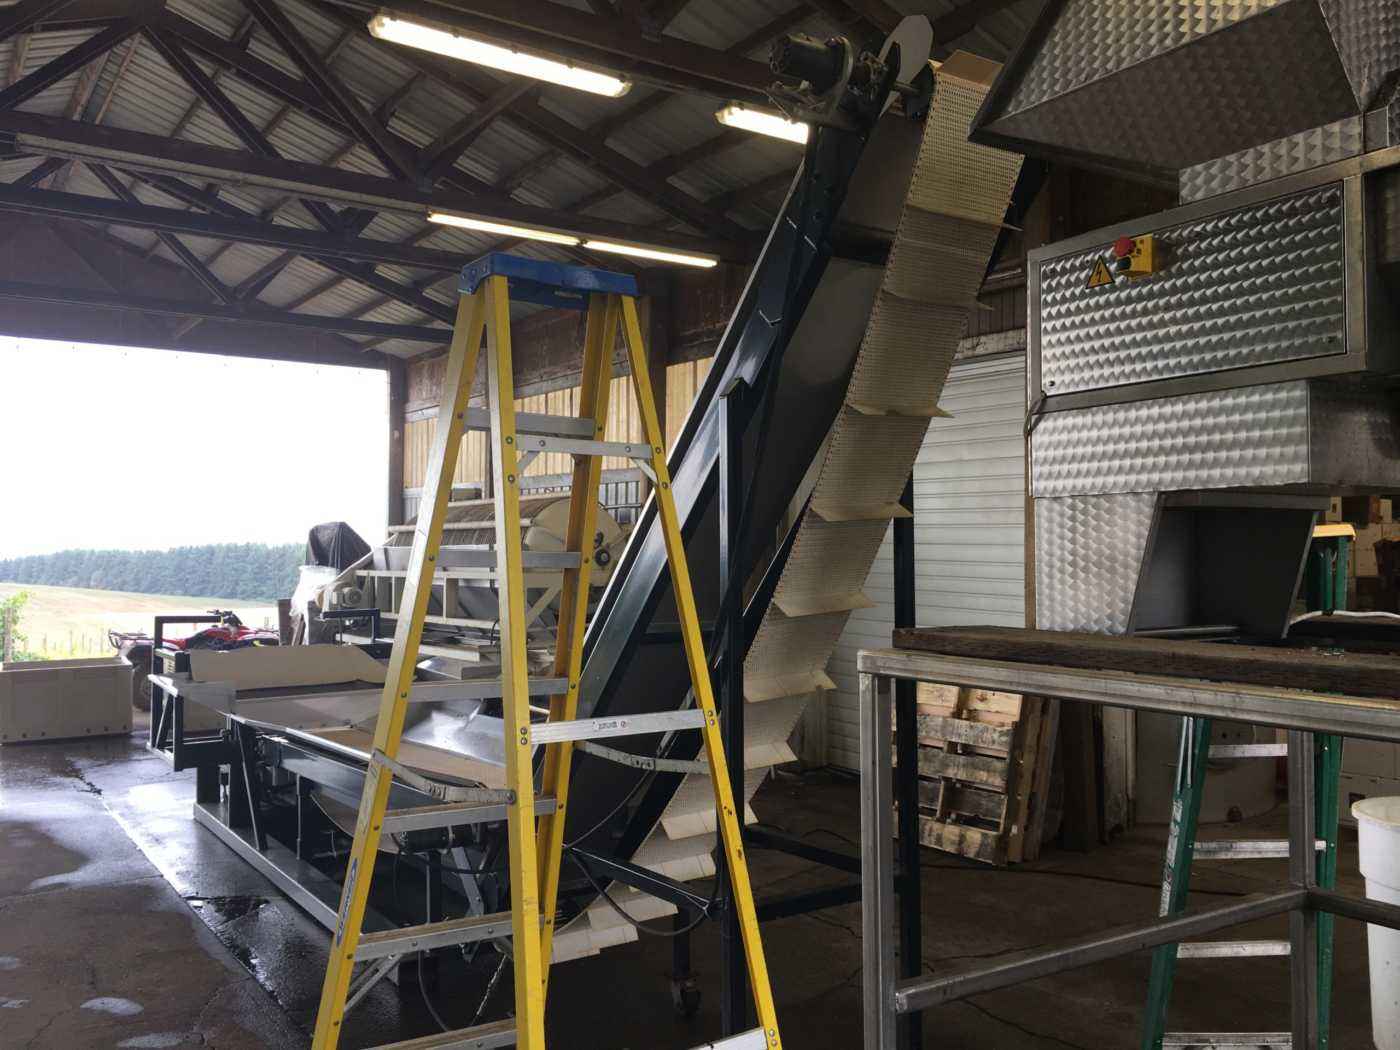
[
  {"left": 825, "top": 352, "right": 1027, "bottom": 771},
  {"left": 0, "top": 0, "right": 1039, "bottom": 365}
]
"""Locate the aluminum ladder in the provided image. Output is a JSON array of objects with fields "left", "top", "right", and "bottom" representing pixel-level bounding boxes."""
[
  {"left": 309, "top": 253, "right": 783, "bottom": 1050},
  {"left": 1140, "top": 719, "right": 1342, "bottom": 1049}
]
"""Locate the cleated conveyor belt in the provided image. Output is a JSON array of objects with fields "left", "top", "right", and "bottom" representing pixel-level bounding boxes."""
[{"left": 552, "top": 52, "right": 1023, "bottom": 961}]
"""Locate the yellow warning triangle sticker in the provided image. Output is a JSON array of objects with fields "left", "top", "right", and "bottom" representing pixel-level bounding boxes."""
[{"left": 1087, "top": 257, "right": 1115, "bottom": 290}]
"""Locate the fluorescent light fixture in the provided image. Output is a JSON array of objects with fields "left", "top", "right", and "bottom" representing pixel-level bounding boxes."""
[
  {"left": 715, "top": 103, "right": 809, "bottom": 144},
  {"left": 427, "top": 210, "right": 581, "bottom": 246},
  {"left": 369, "top": 12, "right": 632, "bottom": 98},
  {"left": 583, "top": 240, "right": 719, "bottom": 269}
]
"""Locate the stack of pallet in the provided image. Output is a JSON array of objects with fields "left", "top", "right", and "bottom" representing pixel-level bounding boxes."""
[{"left": 898, "top": 684, "right": 1056, "bottom": 865}]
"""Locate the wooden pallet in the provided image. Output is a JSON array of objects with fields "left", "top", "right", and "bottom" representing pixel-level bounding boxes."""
[{"left": 897, "top": 683, "right": 1056, "bottom": 866}]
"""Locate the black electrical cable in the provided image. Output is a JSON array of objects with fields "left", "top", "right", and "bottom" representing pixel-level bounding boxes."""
[
  {"left": 418, "top": 952, "right": 452, "bottom": 1034},
  {"left": 563, "top": 761, "right": 657, "bottom": 849},
  {"left": 391, "top": 837, "right": 506, "bottom": 877},
  {"left": 565, "top": 848, "right": 718, "bottom": 938}
]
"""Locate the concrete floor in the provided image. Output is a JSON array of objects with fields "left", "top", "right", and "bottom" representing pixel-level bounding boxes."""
[{"left": 0, "top": 729, "right": 1384, "bottom": 1049}]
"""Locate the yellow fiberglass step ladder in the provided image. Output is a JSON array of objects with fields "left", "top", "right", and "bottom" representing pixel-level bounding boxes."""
[{"left": 310, "top": 253, "right": 783, "bottom": 1050}]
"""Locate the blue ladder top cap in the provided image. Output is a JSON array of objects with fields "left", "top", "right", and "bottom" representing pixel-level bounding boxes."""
[{"left": 459, "top": 252, "right": 638, "bottom": 311}]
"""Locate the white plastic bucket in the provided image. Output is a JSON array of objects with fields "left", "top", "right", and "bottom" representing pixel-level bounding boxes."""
[{"left": 1354, "top": 796, "right": 1400, "bottom": 1050}]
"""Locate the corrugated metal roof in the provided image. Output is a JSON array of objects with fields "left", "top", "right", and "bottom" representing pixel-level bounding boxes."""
[{"left": 2, "top": 0, "right": 1033, "bottom": 360}]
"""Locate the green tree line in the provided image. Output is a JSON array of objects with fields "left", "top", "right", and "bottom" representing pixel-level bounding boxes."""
[{"left": 0, "top": 543, "right": 303, "bottom": 602}]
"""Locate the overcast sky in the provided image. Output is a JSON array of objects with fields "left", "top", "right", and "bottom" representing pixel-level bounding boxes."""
[{"left": 0, "top": 337, "right": 389, "bottom": 558}]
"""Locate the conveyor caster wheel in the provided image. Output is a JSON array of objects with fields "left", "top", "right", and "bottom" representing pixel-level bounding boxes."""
[{"left": 671, "top": 976, "right": 701, "bottom": 1019}]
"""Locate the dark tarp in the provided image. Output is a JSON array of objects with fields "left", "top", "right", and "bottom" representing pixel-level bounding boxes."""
[{"left": 305, "top": 522, "right": 371, "bottom": 570}]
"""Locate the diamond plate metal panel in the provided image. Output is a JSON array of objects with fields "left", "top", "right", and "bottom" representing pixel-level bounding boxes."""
[
  {"left": 978, "top": 0, "right": 1359, "bottom": 173},
  {"left": 1179, "top": 118, "right": 1362, "bottom": 202},
  {"left": 1035, "top": 493, "right": 1157, "bottom": 634},
  {"left": 1005, "top": 0, "right": 1285, "bottom": 114},
  {"left": 1320, "top": 0, "right": 1400, "bottom": 110},
  {"left": 1308, "top": 381, "right": 1400, "bottom": 490},
  {"left": 1031, "top": 382, "right": 1312, "bottom": 497},
  {"left": 1039, "top": 185, "right": 1347, "bottom": 395}
]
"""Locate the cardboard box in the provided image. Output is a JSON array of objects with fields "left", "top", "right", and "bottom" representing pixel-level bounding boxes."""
[
  {"left": 1342, "top": 495, "right": 1394, "bottom": 527},
  {"left": 1351, "top": 522, "right": 1400, "bottom": 578},
  {"left": 1343, "top": 739, "right": 1400, "bottom": 779},
  {"left": 1339, "top": 773, "right": 1400, "bottom": 826}
]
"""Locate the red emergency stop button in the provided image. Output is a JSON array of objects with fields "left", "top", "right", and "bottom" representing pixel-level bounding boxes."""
[{"left": 1113, "top": 236, "right": 1136, "bottom": 259}]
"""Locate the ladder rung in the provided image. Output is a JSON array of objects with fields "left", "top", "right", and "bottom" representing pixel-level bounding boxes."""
[
  {"left": 361, "top": 552, "right": 581, "bottom": 572},
  {"left": 1208, "top": 743, "right": 1289, "bottom": 759},
  {"left": 530, "top": 707, "right": 707, "bottom": 745},
  {"left": 465, "top": 406, "right": 594, "bottom": 440},
  {"left": 355, "top": 912, "right": 513, "bottom": 961},
  {"left": 371, "top": 1018, "right": 516, "bottom": 1049},
  {"left": 690, "top": 1028, "right": 770, "bottom": 1050},
  {"left": 1163, "top": 1034, "right": 1290, "bottom": 1047},
  {"left": 517, "top": 433, "right": 652, "bottom": 460},
  {"left": 1193, "top": 839, "right": 1325, "bottom": 860},
  {"left": 382, "top": 795, "right": 556, "bottom": 835},
  {"left": 1176, "top": 939, "right": 1291, "bottom": 959},
  {"left": 388, "top": 518, "right": 538, "bottom": 532}
]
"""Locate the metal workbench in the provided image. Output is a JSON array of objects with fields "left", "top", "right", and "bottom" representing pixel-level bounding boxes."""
[{"left": 856, "top": 646, "right": 1400, "bottom": 1050}]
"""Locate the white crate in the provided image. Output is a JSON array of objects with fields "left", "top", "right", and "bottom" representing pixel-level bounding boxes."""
[
  {"left": 1339, "top": 772, "right": 1400, "bottom": 827},
  {"left": 0, "top": 657, "right": 133, "bottom": 744}
]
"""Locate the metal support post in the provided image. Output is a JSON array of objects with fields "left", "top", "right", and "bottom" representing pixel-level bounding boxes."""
[
  {"left": 295, "top": 775, "right": 313, "bottom": 860},
  {"left": 672, "top": 909, "right": 699, "bottom": 1018},
  {"left": 892, "top": 476, "right": 922, "bottom": 1050},
  {"left": 862, "top": 671, "right": 898, "bottom": 1050},
  {"left": 1315, "top": 734, "right": 1342, "bottom": 1049},
  {"left": 1289, "top": 730, "right": 1320, "bottom": 1050},
  {"left": 196, "top": 757, "right": 221, "bottom": 805},
  {"left": 718, "top": 378, "right": 751, "bottom": 1034}
]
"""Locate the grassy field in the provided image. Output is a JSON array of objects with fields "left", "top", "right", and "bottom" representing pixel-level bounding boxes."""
[{"left": 0, "top": 582, "right": 275, "bottom": 660}]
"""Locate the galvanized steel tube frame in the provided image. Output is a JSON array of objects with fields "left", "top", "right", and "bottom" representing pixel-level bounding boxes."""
[{"left": 857, "top": 648, "right": 1400, "bottom": 1050}]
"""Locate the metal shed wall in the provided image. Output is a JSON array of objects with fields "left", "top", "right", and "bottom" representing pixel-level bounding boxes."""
[{"left": 825, "top": 351, "right": 1027, "bottom": 770}]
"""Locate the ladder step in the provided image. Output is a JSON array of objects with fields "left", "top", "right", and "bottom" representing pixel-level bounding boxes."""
[
  {"left": 1176, "top": 940, "right": 1291, "bottom": 959},
  {"left": 1207, "top": 744, "right": 1289, "bottom": 759},
  {"left": 464, "top": 406, "right": 594, "bottom": 440},
  {"left": 514, "top": 433, "right": 653, "bottom": 460},
  {"left": 690, "top": 1028, "right": 770, "bottom": 1050},
  {"left": 530, "top": 707, "right": 706, "bottom": 745},
  {"left": 1162, "top": 1034, "right": 1290, "bottom": 1048},
  {"left": 355, "top": 912, "right": 514, "bottom": 961},
  {"left": 382, "top": 795, "right": 556, "bottom": 835},
  {"left": 361, "top": 552, "right": 580, "bottom": 572},
  {"left": 387, "top": 518, "right": 538, "bottom": 532},
  {"left": 1193, "top": 839, "right": 1326, "bottom": 860},
  {"left": 370, "top": 1018, "right": 516, "bottom": 1049}
]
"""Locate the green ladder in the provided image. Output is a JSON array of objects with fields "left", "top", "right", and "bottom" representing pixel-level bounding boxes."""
[{"left": 1140, "top": 720, "right": 1342, "bottom": 1049}]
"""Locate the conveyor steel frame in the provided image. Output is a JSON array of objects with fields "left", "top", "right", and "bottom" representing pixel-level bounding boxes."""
[{"left": 856, "top": 648, "right": 1400, "bottom": 1050}]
